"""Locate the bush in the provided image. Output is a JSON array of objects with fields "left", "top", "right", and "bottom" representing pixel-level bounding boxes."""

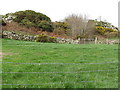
[
  {"left": 13, "top": 10, "right": 51, "bottom": 23},
  {"left": 105, "top": 28, "right": 117, "bottom": 32},
  {"left": 38, "top": 21, "right": 53, "bottom": 32},
  {"left": 96, "top": 26, "right": 106, "bottom": 34},
  {"left": 49, "top": 36, "right": 57, "bottom": 43},
  {"left": 75, "top": 35, "right": 86, "bottom": 39},
  {"left": 20, "top": 19, "right": 36, "bottom": 28},
  {"left": 0, "top": 20, "right": 6, "bottom": 26},
  {"left": 12, "top": 10, "right": 53, "bottom": 32},
  {"left": 104, "top": 32, "right": 118, "bottom": 38},
  {"left": 36, "top": 34, "right": 48, "bottom": 42},
  {"left": 36, "top": 34, "right": 56, "bottom": 43},
  {"left": 53, "top": 21, "right": 71, "bottom": 36},
  {"left": 96, "top": 26, "right": 118, "bottom": 35}
]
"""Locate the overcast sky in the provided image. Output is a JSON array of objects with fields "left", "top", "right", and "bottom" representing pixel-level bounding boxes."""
[{"left": 1, "top": 0, "right": 119, "bottom": 27}]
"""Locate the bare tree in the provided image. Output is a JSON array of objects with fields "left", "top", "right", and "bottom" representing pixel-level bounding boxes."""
[{"left": 64, "top": 14, "right": 88, "bottom": 37}]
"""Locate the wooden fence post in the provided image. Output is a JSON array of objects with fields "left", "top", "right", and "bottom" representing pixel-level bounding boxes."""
[
  {"left": 95, "top": 37, "right": 98, "bottom": 44},
  {"left": 106, "top": 39, "right": 109, "bottom": 44}
]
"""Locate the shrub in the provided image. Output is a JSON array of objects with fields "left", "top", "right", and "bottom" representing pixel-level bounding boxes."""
[
  {"left": 13, "top": 10, "right": 51, "bottom": 23},
  {"left": 2, "top": 20, "right": 6, "bottom": 26},
  {"left": 20, "top": 19, "right": 36, "bottom": 28},
  {"left": 36, "top": 34, "right": 56, "bottom": 43},
  {"left": 75, "top": 35, "right": 86, "bottom": 39},
  {"left": 105, "top": 28, "right": 117, "bottom": 32},
  {"left": 96, "top": 26, "right": 106, "bottom": 34},
  {"left": 38, "top": 21, "right": 53, "bottom": 32},
  {"left": 0, "top": 17, "right": 6, "bottom": 26},
  {"left": 0, "top": 19, "right": 6, "bottom": 26},
  {"left": 12, "top": 10, "right": 53, "bottom": 32},
  {"left": 53, "top": 21, "right": 71, "bottom": 36},
  {"left": 49, "top": 36, "right": 57, "bottom": 43},
  {"left": 104, "top": 32, "right": 118, "bottom": 38},
  {"left": 36, "top": 34, "right": 49, "bottom": 42},
  {"left": 96, "top": 26, "right": 117, "bottom": 35}
]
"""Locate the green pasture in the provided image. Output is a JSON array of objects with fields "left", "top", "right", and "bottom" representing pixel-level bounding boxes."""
[{"left": 1, "top": 39, "right": 118, "bottom": 88}]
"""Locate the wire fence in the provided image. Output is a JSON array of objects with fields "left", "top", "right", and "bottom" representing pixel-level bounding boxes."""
[
  {"left": 1, "top": 38, "right": 119, "bottom": 88},
  {"left": 1, "top": 42, "right": 119, "bottom": 87},
  {"left": 2, "top": 61, "right": 118, "bottom": 82},
  {"left": 1, "top": 61, "right": 118, "bottom": 88}
]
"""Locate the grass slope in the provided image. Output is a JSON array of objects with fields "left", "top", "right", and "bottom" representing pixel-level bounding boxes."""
[{"left": 1, "top": 39, "right": 118, "bottom": 88}]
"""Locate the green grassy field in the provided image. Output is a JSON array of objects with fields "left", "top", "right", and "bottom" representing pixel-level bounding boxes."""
[{"left": 1, "top": 38, "right": 118, "bottom": 88}]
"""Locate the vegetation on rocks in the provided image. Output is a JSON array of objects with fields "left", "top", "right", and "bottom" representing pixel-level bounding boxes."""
[
  {"left": 4, "top": 10, "right": 53, "bottom": 32},
  {"left": 1, "top": 10, "right": 119, "bottom": 41}
]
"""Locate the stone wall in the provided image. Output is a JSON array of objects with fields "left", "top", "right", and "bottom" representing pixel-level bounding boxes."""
[
  {"left": 1, "top": 31, "right": 119, "bottom": 44},
  {"left": 2, "top": 31, "right": 80, "bottom": 44},
  {"left": 2, "top": 31, "right": 37, "bottom": 41},
  {"left": 56, "top": 38, "right": 95, "bottom": 44}
]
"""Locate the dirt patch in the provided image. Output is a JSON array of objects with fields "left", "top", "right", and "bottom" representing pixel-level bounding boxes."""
[
  {"left": 0, "top": 52, "right": 3, "bottom": 58},
  {"left": 0, "top": 52, "right": 15, "bottom": 58}
]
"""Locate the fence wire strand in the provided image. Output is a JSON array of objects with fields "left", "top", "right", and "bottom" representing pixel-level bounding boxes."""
[
  {"left": 1, "top": 61, "right": 119, "bottom": 65},
  {"left": 1, "top": 80, "right": 118, "bottom": 86},
  {"left": 1, "top": 69, "right": 118, "bottom": 74}
]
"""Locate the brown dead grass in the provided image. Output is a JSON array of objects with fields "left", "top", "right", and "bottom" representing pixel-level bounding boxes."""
[
  {"left": 2, "top": 22, "right": 41, "bottom": 35},
  {"left": 2, "top": 21, "right": 72, "bottom": 39},
  {"left": 0, "top": 52, "right": 15, "bottom": 58}
]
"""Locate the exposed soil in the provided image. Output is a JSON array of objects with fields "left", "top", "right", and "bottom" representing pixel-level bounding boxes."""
[
  {"left": 0, "top": 52, "right": 15, "bottom": 58},
  {"left": 0, "top": 52, "right": 2, "bottom": 58}
]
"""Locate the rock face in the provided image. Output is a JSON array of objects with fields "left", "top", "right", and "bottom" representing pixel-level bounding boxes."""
[{"left": 2, "top": 31, "right": 119, "bottom": 44}]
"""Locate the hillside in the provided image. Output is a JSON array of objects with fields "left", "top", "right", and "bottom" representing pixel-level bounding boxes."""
[{"left": 1, "top": 10, "right": 119, "bottom": 40}]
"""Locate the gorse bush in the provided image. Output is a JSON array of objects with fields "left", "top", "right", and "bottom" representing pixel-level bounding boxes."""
[
  {"left": 0, "top": 15, "right": 6, "bottom": 26},
  {"left": 36, "top": 34, "right": 56, "bottom": 43},
  {"left": 104, "top": 32, "right": 118, "bottom": 38},
  {"left": 1, "top": 20, "right": 6, "bottom": 26},
  {"left": 38, "top": 21, "right": 53, "bottom": 32},
  {"left": 20, "top": 19, "right": 36, "bottom": 28},
  {"left": 36, "top": 34, "right": 48, "bottom": 42},
  {"left": 13, "top": 10, "right": 51, "bottom": 23},
  {"left": 96, "top": 26, "right": 117, "bottom": 35},
  {"left": 12, "top": 10, "right": 53, "bottom": 32},
  {"left": 53, "top": 21, "right": 68, "bottom": 29},
  {"left": 96, "top": 26, "right": 105, "bottom": 34},
  {"left": 53, "top": 21, "right": 72, "bottom": 36},
  {"left": 49, "top": 36, "right": 57, "bottom": 42}
]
